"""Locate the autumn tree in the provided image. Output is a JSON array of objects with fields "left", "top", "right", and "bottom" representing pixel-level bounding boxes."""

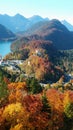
[
  {"left": 23, "top": 94, "right": 50, "bottom": 129},
  {"left": 63, "top": 91, "right": 73, "bottom": 130},
  {"left": 8, "top": 82, "right": 27, "bottom": 103},
  {"left": 46, "top": 89, "right": 64, "bottom": 130},
  {"left": 2, "top": 103, "right": 25, "bottom": 130}
]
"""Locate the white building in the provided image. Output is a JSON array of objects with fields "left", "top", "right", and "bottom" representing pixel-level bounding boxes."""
[{"left": 35, "top": 49, "right": 41, "bottom": 56}]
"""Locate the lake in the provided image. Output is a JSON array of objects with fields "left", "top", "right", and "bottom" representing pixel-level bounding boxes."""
[{"left": 0, "top": 41, "right": 12, "bottom": 57}]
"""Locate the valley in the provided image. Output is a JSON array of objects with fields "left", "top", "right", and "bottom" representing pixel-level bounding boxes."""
[{"left": 0, "top": 16, "right": 73, "bottom": 83}]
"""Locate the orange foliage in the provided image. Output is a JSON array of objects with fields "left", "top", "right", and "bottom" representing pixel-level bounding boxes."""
[
  {"left": 1, "top": 75, "right": 73, "bottom": 130},
  {"left": 23, "top": 95, "right": 49, "bottom": 129},
  {"left": 8, "top": 82, "right": 27, "bottom": 91},
  {"left": 25, "top": 55, "right": 52, "bottom": 81},
  {"left": 46, "top": 89, "right": 64, "bottom": 129},
  {"left": 8, "top": 82, "right": 27, "bottom": 103},
  {"left": 46, "top": 89, "right": 63, "bottom": 112},
  {"left": 0, "top": 108, "right": 4, "bottom": 124}
]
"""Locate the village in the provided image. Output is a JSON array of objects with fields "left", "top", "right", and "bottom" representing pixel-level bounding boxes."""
[
  {"left": 0, "top": 53, "right": 73, "bottom": 87},
  {"left": 0, "top": 54, "right": 23, "bottom": 71}
]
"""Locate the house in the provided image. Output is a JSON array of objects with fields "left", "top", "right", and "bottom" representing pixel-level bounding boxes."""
[
  {"left": 35, "top": 49, "right": 41, "bottom": 56},
  {"left": 28, "top": 61, "right": 31, "bottom": 66},
  {"left": 0, "top": 55, "right": 3, "bottom": 65}
]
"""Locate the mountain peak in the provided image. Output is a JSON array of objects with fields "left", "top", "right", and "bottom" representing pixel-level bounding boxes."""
[
  {"left": 29, "top": 15, "right": 43, "bottom": 19},
  {"left": 14, "top": 13, "right": 27, "bottom": 19},
  {"left": 45, "top": 17, "right": 49, "bottom": 21},
  {"left": 48, "top": 19, "right": 69, "bottom": 32},
  {"left": 29, "top": 15, "right": 44, "bottom": 23},
  {"left": 15, "top": 13, "right": 22, "bottom": 16},
  {"left": 50, "top": 19, "right": 62, "bottom": 24},
  {"left": 62, "top": 20, "right": 73, "bottom": 31}
]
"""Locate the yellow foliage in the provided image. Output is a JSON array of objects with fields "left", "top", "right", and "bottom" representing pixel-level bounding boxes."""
[
  {"left": 2, "top": 103, "right": 24, "bottom": 121},
  {"left": 10, "top": 123, "right": 23, "bottom": 130},
  {"left": 63, "top": 91, "right": 70, "bottom": 108}
]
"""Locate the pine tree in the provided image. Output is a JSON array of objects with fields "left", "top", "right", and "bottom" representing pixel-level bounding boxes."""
[
  {"left": 0, "top": 72, "right": 8, "bottom": 98},
  {"left": 42, "top": 92, "right": 51, "bottom": 117}
]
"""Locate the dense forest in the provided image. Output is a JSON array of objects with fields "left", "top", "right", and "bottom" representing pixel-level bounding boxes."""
[
  {"left": 0, "top": 69, "right": 73, "bottom": 130},
  {"left": 55, "top": 49, "right": 73, "bottom": 74},
  {"left": 2, "top": 43, "right": 73, "bottom": 130}
]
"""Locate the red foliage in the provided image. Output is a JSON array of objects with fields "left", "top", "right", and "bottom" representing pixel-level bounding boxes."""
[
  {"left": 4, "top": 77, "right": 10, "bottom": 84},
  {"left": 23, "top": 95, "right": 50, "bottom": 129},
  {"left": 23, "top": 95, "right": 43, "bottom": 112}
]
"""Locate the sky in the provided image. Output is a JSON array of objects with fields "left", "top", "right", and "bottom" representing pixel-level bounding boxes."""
[{"left": 0, "top": 0, "right": 73, "bottom": 24}]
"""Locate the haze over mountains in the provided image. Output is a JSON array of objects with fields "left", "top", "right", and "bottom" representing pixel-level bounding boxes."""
[
  {"left": 0, "top": 14, "right": 49, "bottom": 33},
  {"left": 62, "top": 20, "right": 73, "bottom": 31},
  {"left": 0, "top": 24, "right": 16, "bottom": 41},
  {"left": 0, "top": 13, "right": 73, "bottom": 50},
  {"left": 0, "top": 13, "right": 73, "bottom": 33}
]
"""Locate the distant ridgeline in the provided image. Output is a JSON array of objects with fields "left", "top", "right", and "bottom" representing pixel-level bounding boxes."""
[{"left": 0, "top": 14, "right": 73, "bottom": 33}]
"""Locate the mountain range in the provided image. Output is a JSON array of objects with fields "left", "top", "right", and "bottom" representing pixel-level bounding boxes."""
[
  {"left": 14, "top": 19, "right": 73, "bottom": 50},
  {"left": 0, "top": 13, "right": 73, "bottom": 33},
  {"left": 0, "top": 14, "right": 49, "bottom": 33},
  {"left": 0, "top": 13, "right": 73, "bottom": 50}
]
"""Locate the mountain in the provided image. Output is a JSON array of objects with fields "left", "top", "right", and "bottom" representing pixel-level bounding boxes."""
[
  {"left": 4, "top": 17, "right": 73, "bottom": 82},
  {"left": 62, "top": 20, "right": 73, "bottom": 31},
  {"left": 0, "top": 14, "right": 29, "bottom": 33},
  {"left": 23, "top": 21, "right": 49, "bottom": 36},
  {"left": 24, "top": 19, "right": 69, "bottom": 35},
  {"left": 7, "top": 37, "right": 64, "bottom": 82},
  {"left": 0, "top": 14, "right": 49, "bottom": 33},
  {"left": 1, "top": 13, "right": 73, "bottom": 49},
  {"left": 23, "top": 19, "right": 73, "bottom": 50},
  {"left": 0, "top": 14, "right": 12, "bottom": 31},
  {"left": 29, "top": 15, "right": 49, "bottom": 24},
  {"left": 0, "top": 13, "right": 73, "bottom": 33},
  {"left": 10, "top": 14, "right": 29, "bottom": 32},
  {"left": 0, "top": 24, "right": 16, "bottom": 41}
]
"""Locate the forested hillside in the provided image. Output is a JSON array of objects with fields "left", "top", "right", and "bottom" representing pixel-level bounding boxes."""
[{"left": 0, "top": 24, "right": 16, "bottom": 41}]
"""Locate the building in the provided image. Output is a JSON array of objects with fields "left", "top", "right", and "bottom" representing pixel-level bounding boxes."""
[{"left": 0, "top": 55, "right": 3, "bottom": 65}]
